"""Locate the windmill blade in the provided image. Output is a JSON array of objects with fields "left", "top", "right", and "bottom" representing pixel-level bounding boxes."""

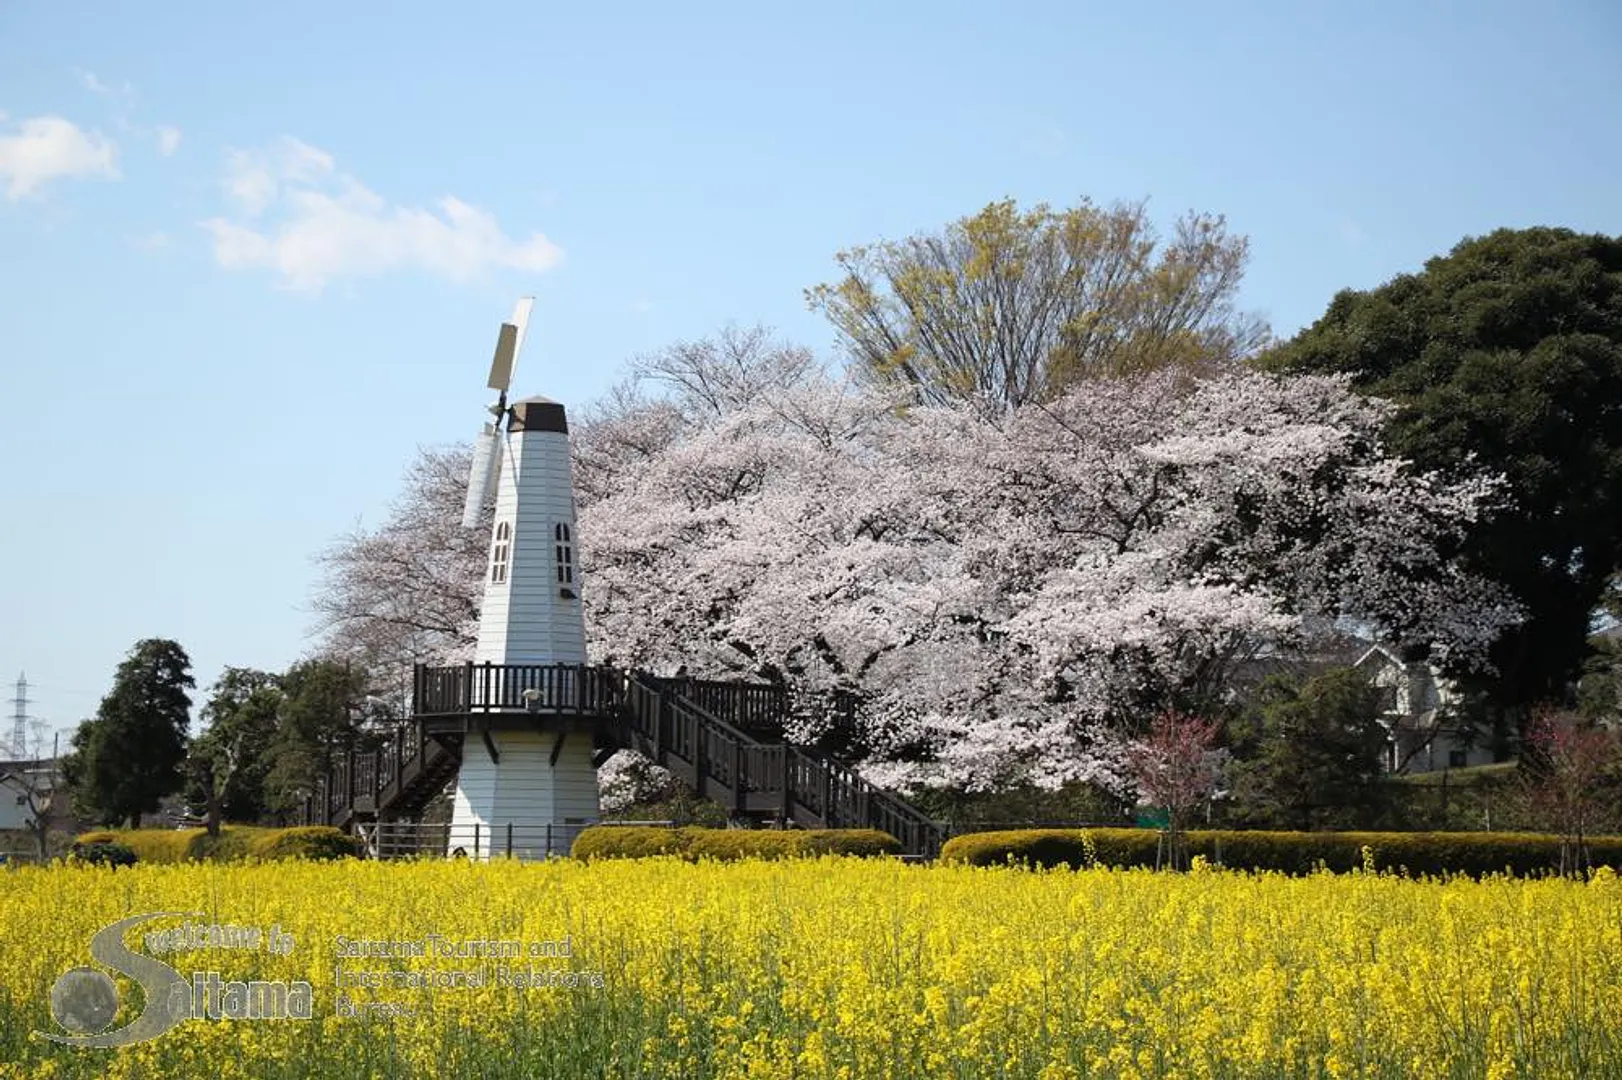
[
  {"left": 461, "top": 424, "right": 499, "bottom": 528},
  {"left": 483, "top": 429, "right": 505, "bottom": 501},
  {"left": 486, "top": 296, "right": 535, "bottom": 393}
]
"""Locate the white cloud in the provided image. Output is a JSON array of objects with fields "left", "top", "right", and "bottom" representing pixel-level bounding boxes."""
[
  {"left": 0, "top": 114, "right": 119, "bottom": 200},
  {"left": 220, "top": 136, "right": 334, "bottom": 215},
  {"left": 1340, "top": 221, "right": 1367, "bottom": 247},
  {"left": 202, "top": 136, "right": 563, "bottom": 291},
  {"left": 156, "top": 126, "right": 181, "bottom": 156}
]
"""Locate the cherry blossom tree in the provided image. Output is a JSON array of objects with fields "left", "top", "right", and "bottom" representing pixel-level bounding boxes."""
[
  {"left": 1127, "top": 710, "right": 1225, "bottom": 870},
  {"left": 311, "top": 445, "right": 489, "bottom": 671},
  {"left": 579, "top": 367, "right": 1520, "bottom": 794},
  {"left": 1519, "top": 709, "right": 1622, "bottom": 875}
]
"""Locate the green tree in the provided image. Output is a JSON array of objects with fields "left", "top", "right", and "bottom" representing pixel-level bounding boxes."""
[
  {"left": 807, "top": 197, "right": 1268, "bottom": 409},
  {"left": 264, "top": 658, "right": 371, "bottom": 819},
  {"left": 1578, "top": 631, "right": 1622, "bottom": 723},
  {"left": 186, "top": 667, "right": 283, "bottom": 834},
  {"left": 1226, "top": 668, "right": 1391, "bottom": 831},
  {"left": 62, "top": 639, "right": 194, "bottom": 828},
  {"left": 1262, "top": 228, "right": 1622, "bottom": 713}
]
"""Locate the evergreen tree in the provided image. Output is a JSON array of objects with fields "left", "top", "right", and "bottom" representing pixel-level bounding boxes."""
[
  {"left": 1264, "top": 228, "right": 1622, "bottom": 712},
  {"left": 1226, "top": 668, "right": 1391, "bottom": 831},
  {"left": 64, "top": 639, "right": 193, "bottom": 827},
  {"left": 186, "top": 667, "right": 283, "bottom": 833},
  {"left": 264, "top": 658, "right": 371, "bottom": 818}
]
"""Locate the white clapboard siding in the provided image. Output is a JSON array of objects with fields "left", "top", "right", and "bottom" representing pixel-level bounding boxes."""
[
  {"left": 475, "top": 416, "right": 587, "bottom": 665},
  {"left": 450, "top": 733, "right": 601, "bottom": 859},
  {"left": 454, "top": 397, "right": 598, "bottom": 856}
]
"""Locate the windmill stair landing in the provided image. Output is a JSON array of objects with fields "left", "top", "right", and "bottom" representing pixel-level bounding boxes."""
[{"left": 311, "top": 663, "right": 945, "bottom": 858}]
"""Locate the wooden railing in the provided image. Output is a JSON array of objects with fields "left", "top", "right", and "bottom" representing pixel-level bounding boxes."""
[
  {"left": 415, "top": 662, "right": 625, "bottom": 717},
  {"left": 640, "top": 675, "right": 791, "bottom": 736},
  {"left": 309, "top": 722, "right": 453, "bottom": 826},
  {"left": 620, "top": 674, "right": 945, "bottom": 857}
]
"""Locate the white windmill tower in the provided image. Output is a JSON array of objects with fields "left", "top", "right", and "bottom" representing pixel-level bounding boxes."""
[{"left": 449, "top": 297, "right": 599, "bottom": 856}]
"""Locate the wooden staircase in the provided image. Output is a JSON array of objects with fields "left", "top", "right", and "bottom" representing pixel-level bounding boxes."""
[
  {"left": 619, "top": 675, "right": 945, "bottom": 857},
  {"left": 313, "top": 664, "right": 945, "bottom": 858},
  {"left": 312, "top": 724, "right": 461, "bottom": 836}
]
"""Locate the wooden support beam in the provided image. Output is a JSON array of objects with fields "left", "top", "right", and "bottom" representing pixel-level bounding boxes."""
[
  {"left": 780, "top": 746, "right": 793, "bottom": 823},
  {"left": 480, "top": 716, "right": 500, "bottom": 765}
]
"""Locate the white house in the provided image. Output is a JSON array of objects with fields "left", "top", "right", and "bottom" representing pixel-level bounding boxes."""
[
  {"left": 0, "top": 758, "right": 59, "bottom": 832},
  {"left": 1353, "top": 645, "right": 1493, "bottom": 773}
]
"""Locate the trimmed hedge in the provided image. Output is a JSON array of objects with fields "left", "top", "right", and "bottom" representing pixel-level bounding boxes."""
[
  {"left": 939, "top": 828, "right": 1622, "bottom": 877},
  {"left": 572, "top": 825, "right": 901, "bottom": 861},
  {"left": 74, "top": 826, "right": 361, "bottom": 863},
  {"left": 250, "top": 826, "right": 363, "bottom": 861}
]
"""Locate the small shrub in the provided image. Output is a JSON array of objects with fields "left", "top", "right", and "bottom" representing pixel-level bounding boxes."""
[
  {"left": 788, "top": 829, "right": 901, "bottom": 858},
  {"left": 68, "top": 840, "right": 137, "bottom": 867},
  {"left": 603, "top": 792, "right": 730, "bottom": 828}
]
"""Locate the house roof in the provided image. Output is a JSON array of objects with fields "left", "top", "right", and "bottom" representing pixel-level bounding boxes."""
[{"left": 1354, "top": 644, "right": 1402, "bottom": 670}]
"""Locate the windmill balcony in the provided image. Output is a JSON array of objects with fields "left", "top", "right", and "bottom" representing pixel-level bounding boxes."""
[{"left": 412, "top": 662, "right": 627, "bottom": 735}]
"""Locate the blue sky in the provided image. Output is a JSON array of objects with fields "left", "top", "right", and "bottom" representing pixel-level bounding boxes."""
[{"left": 2, "top": 1, "right": 1618, "bottom": 741}]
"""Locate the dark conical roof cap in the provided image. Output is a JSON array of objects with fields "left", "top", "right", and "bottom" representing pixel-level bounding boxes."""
[{"left": 509, "top": 397, "right": 568, "bottom": 434}]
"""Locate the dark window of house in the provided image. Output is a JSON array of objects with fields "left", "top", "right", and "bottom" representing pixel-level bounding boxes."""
[
  {"left": 490, "top": 521, "right": 512, "bottom": 584},
  {"left": 555, "top": 523, "right": 574, "bottom": 584}
]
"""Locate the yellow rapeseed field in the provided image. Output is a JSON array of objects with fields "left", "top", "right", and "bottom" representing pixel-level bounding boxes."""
[{"left": 1, "top": 857, "right": 1618, "bottom": 1078}]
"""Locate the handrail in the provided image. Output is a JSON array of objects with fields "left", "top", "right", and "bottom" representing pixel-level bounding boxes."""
[
  {"left": 622, "top": 673, "right": 945, "bottom": 856},
  {"left": 640, "top": 675, "right": 791, "bottom": 734},
  {"left": 415, "top": 663, "right": 625, "bottom": 716}
]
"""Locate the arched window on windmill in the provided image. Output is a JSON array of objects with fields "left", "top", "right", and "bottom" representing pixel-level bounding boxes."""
[
  {"left": 555, "top": 523, "right": 574, "bottom": 585},
  {"left": 490, "top": 521, "right": 512, "bottom": 584}
]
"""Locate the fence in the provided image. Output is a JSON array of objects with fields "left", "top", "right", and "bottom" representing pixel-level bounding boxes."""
[
  {"left": 415, "top": 663, "right": 624, "bottom": 716},
  {"left": 356, "top": 820, "right": 675, "bottom": 861}
]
